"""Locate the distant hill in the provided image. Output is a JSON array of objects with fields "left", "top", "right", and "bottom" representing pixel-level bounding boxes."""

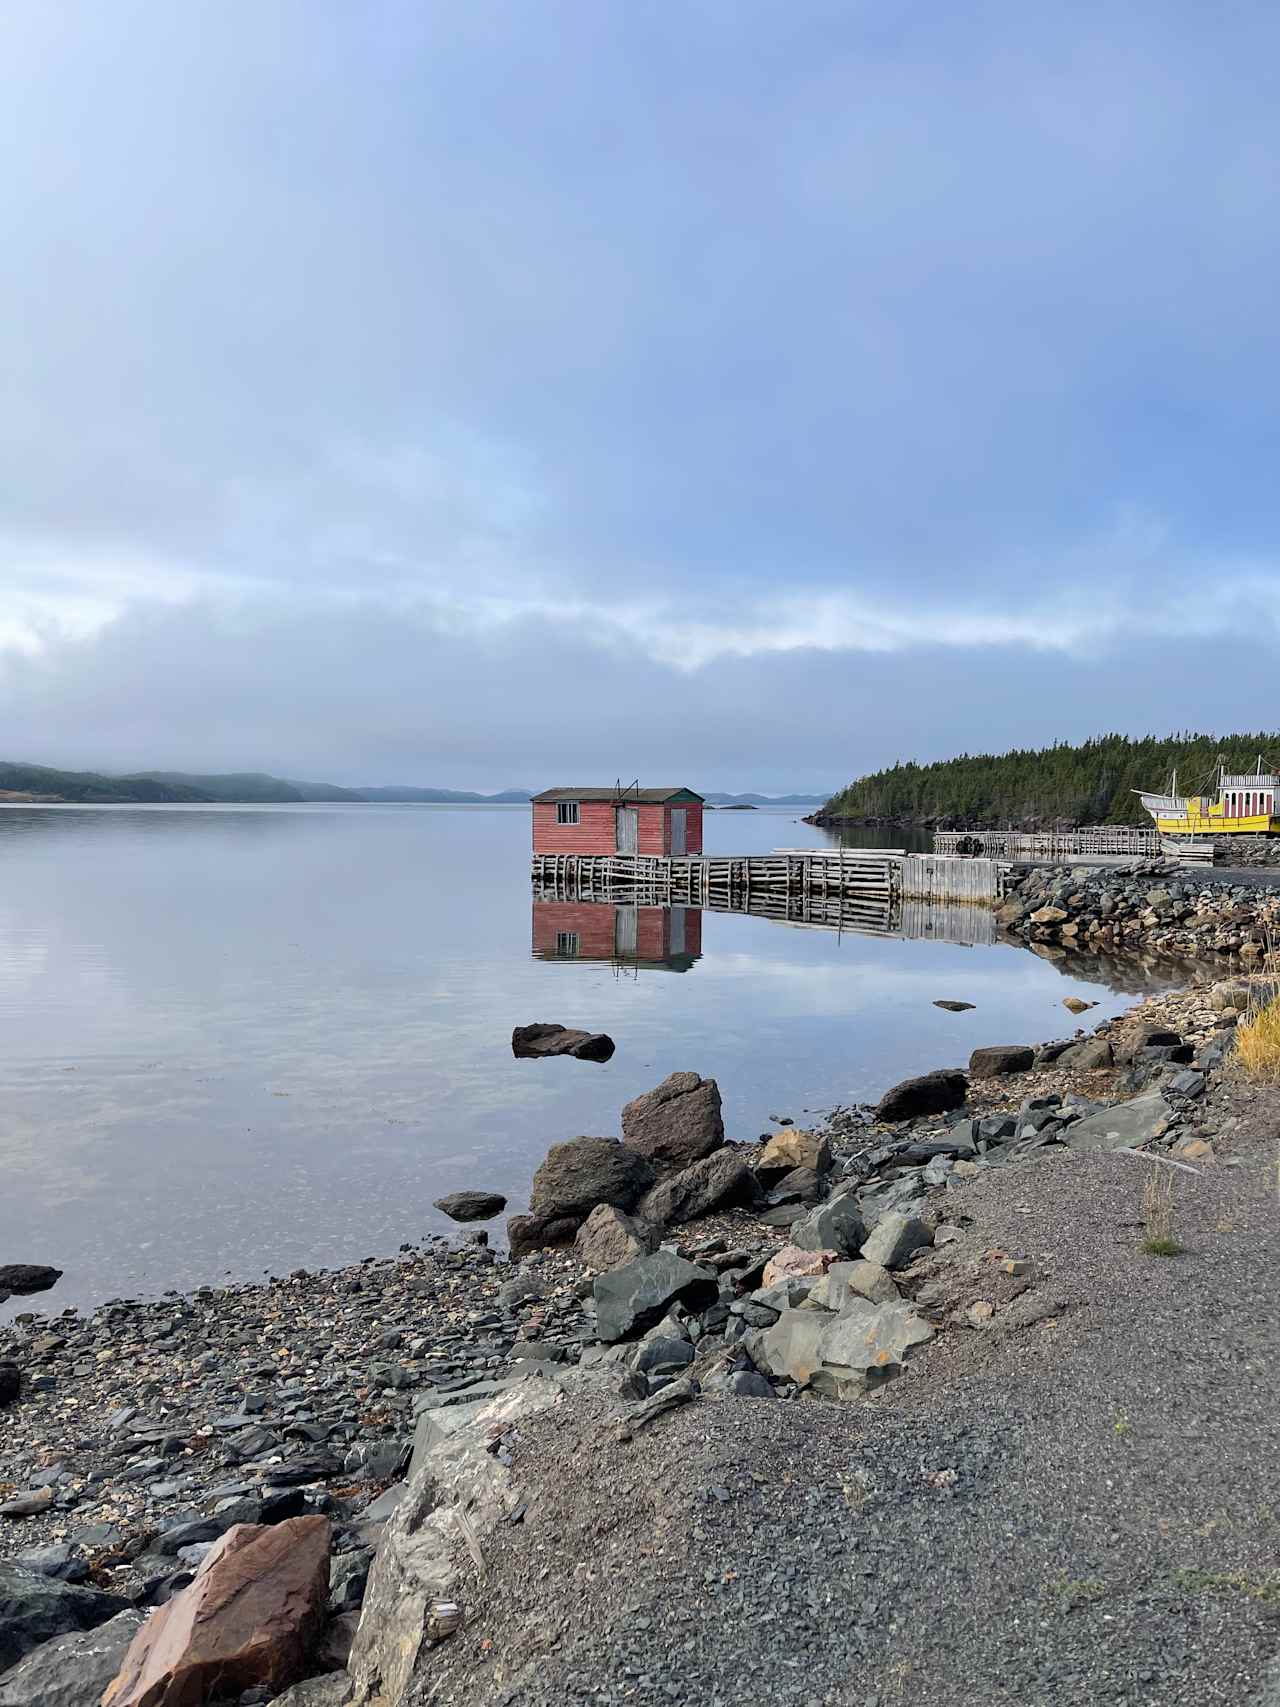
[
  {"left": 817, "top": 732, "right": 1280, "bottom": 828},
  {"left": 0, "top": 763, "right": 826, "bottom": 809},
  {"left": 128, "top": 771, "right": 366, "bottom": 803},
  {"left": 702, "top": 792, "right": 826, "bottom": 806},
  {"left": 0, "top": 761, "right": 207, "bottom": 803}
]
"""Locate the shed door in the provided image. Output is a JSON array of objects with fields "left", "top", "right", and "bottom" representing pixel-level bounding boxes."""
[
  {"left": 670, "top": 808, "right": 687, "bottom": 856},
  {"left": 614, "top": 906, "right": 637, "bottom": 956},
  {"left": 616, "top": 807, "right": 638, "bottom": 854}
]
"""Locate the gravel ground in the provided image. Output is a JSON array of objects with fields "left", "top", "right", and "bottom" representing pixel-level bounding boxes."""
[{"left": 420, "top": 1071, "right": 1280, "bottom": 1707}]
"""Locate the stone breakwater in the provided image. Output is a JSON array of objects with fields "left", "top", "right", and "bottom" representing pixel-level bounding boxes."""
[
  {"left": 997, "top": 857, "right": 1280, "bottom": 960},
  {"left": 1213, "top": 834, "right": 1280, "bottom": 867},
  {"left": 0, "top": 976, "right": 1263, "bottom": 1706}
]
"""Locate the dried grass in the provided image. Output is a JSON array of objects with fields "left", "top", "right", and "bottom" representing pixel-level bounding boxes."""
[
  {"left": 1236, "top": 991, "right": 1280, "bottom": 1085},
  {"left": 1140, "top": 1166, "right": 1182, "bottom": 1257}
]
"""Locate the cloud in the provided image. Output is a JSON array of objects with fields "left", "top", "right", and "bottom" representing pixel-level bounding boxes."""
[{"left": 3, "top": 1, "right": 1280, "bottom": 782}]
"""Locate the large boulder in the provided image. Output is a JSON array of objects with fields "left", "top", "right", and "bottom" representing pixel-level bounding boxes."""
[
  {"left": 511, "top": 1023, "right": 615, "bottom": 1063},
  {"left": 637, "top": 1150, "right": 757, "bottom": 1227},
  {"left": 789, "top": 1195, "right": 866, "bottom": 1259},
  {"left": 0, "top": 1565, "right": 129, "bottom": 1675},
  {"left": 102, "top": 1517, "right": 331, "bottom": 1707},
  {"left": 750, "top": 1298, "right": 932, "bottom": 1398},
  {"left": 529, "top": 1137, "right": 655, "bottom": 1225},
  {"left": 592, "top": 1249, "right": 719, "bottom": 1342},
  {"left": 1062, "top": 1090, "right": 1173, "bottom": 1153},
  {"left": 874, "top": 1069, "right": 968, "bottom": 1123},
  {"left": 349, "top": 1381, "right": 562, "bottom": 1707},
  {"left": 620, "top": 1072, "right": 724, "bottom": 1173},
  {"left": 573, "top": 1204, "right": 659, "bottom": 1272},
  {"left": 967, "top": 1045, "right": 1035, "bottom": 1080},
  {"left": 505, "top": 1213, "right": 580, "bottom": 1260},
  {"left": 0, "top": 1610, "right": 142, "bottom": 1707},
  {"left": 808, "top": 1298, "right": 934, "bottom": 1399},
  {"left": 754, "top": 1129, "right": 832, "bottom": 1182},
  {"left": 859, "top": 1211, "right": 932, "bottom": 1270},
  {"left": 1056, "top": 1037, "right": 1114, "bottom": 1070}
]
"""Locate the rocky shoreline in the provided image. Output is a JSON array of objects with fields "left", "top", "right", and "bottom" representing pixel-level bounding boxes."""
[
  {"left": 1, "top": 962, "right": 1273, "bottom": 1704},
  {"left": 997, "top": 856, "right": 1280, "bottom": 962}
]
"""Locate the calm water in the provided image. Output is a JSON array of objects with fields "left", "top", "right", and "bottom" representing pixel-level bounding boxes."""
[{"left": 0, "top": 805, "right": 1185, "bottom": 1312}]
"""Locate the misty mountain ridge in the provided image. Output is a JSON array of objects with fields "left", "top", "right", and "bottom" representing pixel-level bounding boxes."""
[{"left": 0, "top": 762, "right": 823, "bottom": 807}]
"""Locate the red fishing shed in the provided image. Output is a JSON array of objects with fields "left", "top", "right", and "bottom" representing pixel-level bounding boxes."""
[{"left": 530, "top": 787, "right": 705, "bottom": 856}]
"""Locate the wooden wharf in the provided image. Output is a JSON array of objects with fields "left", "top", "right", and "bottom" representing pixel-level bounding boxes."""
[{"left": 530, "top": 847, "right": 1008, "bottom": 910}]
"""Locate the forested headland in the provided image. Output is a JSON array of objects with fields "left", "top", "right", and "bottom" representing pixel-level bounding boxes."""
[{"left": 817, "top": 733, "right": 1280, "bottom": 828}]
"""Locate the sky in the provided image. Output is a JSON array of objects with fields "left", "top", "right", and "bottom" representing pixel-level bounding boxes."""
[{"left": 4, "top": 0, "right": 1280, "bottom": 793}]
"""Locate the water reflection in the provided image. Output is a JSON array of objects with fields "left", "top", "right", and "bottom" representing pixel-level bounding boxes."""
[{"left": 531, "top": 900, "right": 702, "bottom": 972}]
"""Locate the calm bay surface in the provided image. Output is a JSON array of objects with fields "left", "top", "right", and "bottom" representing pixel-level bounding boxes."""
[{"left": 0, "top": 804, "right": 1183, "bottom": 1311}]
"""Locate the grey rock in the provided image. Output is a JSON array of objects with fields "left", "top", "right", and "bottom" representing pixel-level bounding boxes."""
[
  {"left": 11, "top": 1547, "right": 86, "bottom": 1585},
  {"left": 572, "top": 1204, "right": 659, "bottom": 1272},
  {"left": 1063, "top": 1090, "right": 1173, "bottom": 1152},
  {"left": 968, "top": 1045, "right": 1036, "bottom": 1079},
  {"left": 269, "top": 1671, "right": 353, "bottom": 1707},
  {"left": 637, "top": 1150, "right": 756, "bottom": 1226},
  {"left": 593, "top": 1250, "right": 719, "bottom": 1343},
  {"left": 0, "top": 1564, "right": 130, "bottom": 1673},
  {"left": 809, "top": 1298, "right": 934, "bottom": 1399},
  {"left": 348, "top": 1381, "right": 562, "bottom": 1707},
  {"left": 0, "top": 1488, "right": 53, "bottom": 1518},
  {"left": 859, "top": 1211, "right": 932, "bottom": 1270},
  {"left": 874, "top": 1069, "right": 968, "bottom": 1122},
  {"left": 432, "top": 1191, "right": 507, "bottom": 1222},
  {"left": 0, "top": 1608, "right": 142, "bottom": 1706},
  {"left": 802, "top": 1260, "right": 899, "bottom": 1309},
  {"left": 1166, "top": 1069, "right": 1206, "bottom": 1099},
  {"left": 620, "top": 1072, "right": 725, "bottom": 1173},
  {"left": 634, "top": 1337, "right": 695, "bottom": 1378},
  {"left": 727, "top": 1371, "right": 775, "bottom": 1398},
  {"left": 1057, "top": 1037, "right": 1115, "bottom": 1070},
  {"left": 789, "top": 1195, "right": 867, "bottom": 1259},
  {"left": 511, "top": 1022, "right": 615, "bottom": 1062},
  {"left": 505, "top": 1212, "right": 581, "bottom": 1259}
]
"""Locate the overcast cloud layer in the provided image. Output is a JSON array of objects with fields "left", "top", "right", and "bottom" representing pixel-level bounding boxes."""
[{"left": 4, "top": 0, "right": 1280, "bottom": 791}]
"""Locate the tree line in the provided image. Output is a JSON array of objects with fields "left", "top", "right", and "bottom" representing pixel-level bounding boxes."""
[{"left": 820, "top": 732, "right": 1280, "bottom": 827}]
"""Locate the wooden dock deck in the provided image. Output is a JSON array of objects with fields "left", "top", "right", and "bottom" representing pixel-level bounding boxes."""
[{"left": 530, "top": 847, "right": 1007, "bottom": 910}]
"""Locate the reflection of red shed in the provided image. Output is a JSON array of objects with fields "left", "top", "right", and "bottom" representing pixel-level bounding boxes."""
[
  {"left": 531, "top": 900, "right": 702, "bottom": 971},
  {"left": 530, "top": 787, "right": 704, "bottom": 856}
]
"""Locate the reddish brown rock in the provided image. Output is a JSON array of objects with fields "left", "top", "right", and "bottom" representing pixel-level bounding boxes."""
[
  {"left": 761, "top": 1245, "right": 837, "bottom": 1287},
  {"left": 103, "top": 1516, "right": 331, "bottom": 1707}
]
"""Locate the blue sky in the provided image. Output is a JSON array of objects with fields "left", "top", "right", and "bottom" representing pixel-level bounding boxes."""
[{"left": 3, "top": 0, "right": 1280, "bottom": 790}]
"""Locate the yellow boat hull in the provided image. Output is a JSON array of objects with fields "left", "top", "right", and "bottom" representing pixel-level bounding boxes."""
[{"left": 1156, "top": 807, "right": 1279, "bottom": 836}]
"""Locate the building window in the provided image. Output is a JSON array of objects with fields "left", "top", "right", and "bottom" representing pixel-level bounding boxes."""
[
  {"left": 556, "top": 801, "right": 580, "bottom": 825},
  {"left": 555, "top": 931, "right": 580, "bottom": 956}
]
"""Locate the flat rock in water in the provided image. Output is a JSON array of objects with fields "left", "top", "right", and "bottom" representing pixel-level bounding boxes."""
[
  {"left": 934, "top": 1000, "right": 975, "bottom": 1012},
  {"left": 1063, "top": 1090, "right": 1173, "bottom": 1152},
  {"left": 432, "top": 1191, "right": 507, "bottom": 1223},
  {"left": 511, "top": 1023, "right": 615, "bottom": 1062},
  {"left": 0, "top": 1609, "right": 143, "bottom": 1707},
  {"left": 0, "top": 1264, "right": 61, "bottom": 1295},
  {"left": 102, "top": 1517, "right": 331, "bottom": 1707},
  {"left": 874, "top": 1069, "right": 968, "bottom": 1122},
  {"left": 0, "top": 1564, "right": 131, "bottom": 1674}
]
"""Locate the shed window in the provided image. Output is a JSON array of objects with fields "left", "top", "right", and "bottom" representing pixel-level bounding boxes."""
[
  {"left": 555, "top": 931, "right": 580, "bottom": 957},
  {"left": 556, "top": 801, "right": 580, "bottom": 825}
]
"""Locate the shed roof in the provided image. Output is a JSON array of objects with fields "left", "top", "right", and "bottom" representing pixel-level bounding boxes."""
[{"left": 531, "top": 786, "right": 704, "bottom": 805}]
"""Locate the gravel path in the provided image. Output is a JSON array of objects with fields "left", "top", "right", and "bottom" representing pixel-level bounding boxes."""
[{"left": 422, "top": 1075, "right": 1280, "bottom": 1707}]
